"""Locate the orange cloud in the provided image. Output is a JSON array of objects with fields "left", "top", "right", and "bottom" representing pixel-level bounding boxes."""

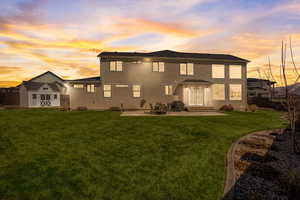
[{"left": 0, "top": 81, "right": 21, "bottom": 88}]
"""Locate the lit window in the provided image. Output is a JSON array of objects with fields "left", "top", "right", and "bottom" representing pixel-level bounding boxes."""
[
  {"left": 104, "top": 85, "right": 111, "bottom": 97},
  {"left": 32, "top": 94, "right": 37, "bottom": 99},
  {"left": 212, "top": 84, "right": 225, "bottom": 100},
  {"left": 152, "top": 62, "right": 164, "bottom": 72},
  {"left": 73, "top": 84, "right": 84, "bottom": 88},
  {"left": 132, "top": 85, "right": 141, "bottom": 97},
  {"left": 87, "top": 84, "right": 95, "bottom": 93},
  {"left": 212, "top": 64, "right": 225, "bottom": 78},
  {"left": 115, "top": 85, "right": 128, "bottom": 88},
  {"left": 230, "top": 84, "right": 242, "bottom": 100},
  {"left": 110, "top": 61, "right": 123, "bottom": 71},
  {"left": 165, "top": 85, "right": 173, "bottom": 95},
  {"left": 229, "top": 65, "right": 242, "bottom": 79},
  {"left": 180, "top": 63, "right": 194, "bottom": 75}
]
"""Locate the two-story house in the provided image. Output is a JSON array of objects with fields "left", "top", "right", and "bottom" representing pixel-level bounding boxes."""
[
  {"left": 95, "top": 50, "right": 249, "bottom": 110},
  {"left": 11, "top": 50, "right": 249, "bottom": 110}
]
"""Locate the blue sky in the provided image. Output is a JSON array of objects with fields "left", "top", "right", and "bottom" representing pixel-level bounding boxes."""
[{"left": 0, "top": 0, "right": 299, "bottom": 86}]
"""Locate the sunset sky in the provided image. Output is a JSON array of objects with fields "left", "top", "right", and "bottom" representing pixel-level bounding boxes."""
[{"left": 0, "top": 0, "right": 299, "bottom": 87}]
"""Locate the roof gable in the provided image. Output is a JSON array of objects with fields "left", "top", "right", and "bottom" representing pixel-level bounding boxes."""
[{"left": 29, "top": 71, "right": 65, "bottom": 83}]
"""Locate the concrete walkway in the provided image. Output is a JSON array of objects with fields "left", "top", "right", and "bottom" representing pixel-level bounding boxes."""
[{"left": 121, "top": 111, "right": 226, "bottom": 116}]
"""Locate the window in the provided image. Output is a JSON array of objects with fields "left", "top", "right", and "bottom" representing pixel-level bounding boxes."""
[
  {"left": 103, "top": 85, "right": 111, "bottom": 97},
  {"left": 46, "top": 94, "right": 50, "bottom": 100},
  {"left": 212, "top": 84, "right": 225, "bottom": 100},
  {"left": 32, "top": 94, "right": 37, "bottom": 99},
  {"left": 152, "top": 62, "right": 164, "bottom": 72},
  {"left": 43, "top": 87, "right": 48, "bottom": 90},
  {"left": 230, "top": 84, "right": 242, "bottom": 100},
  {"left": 229, "top": 65, "right": 242, "bottom": 79},
  {"left": 132, "top": 85, "right": 141, "bottom": 97},
  {"left": 87, "top": 84, "right": 95, "bottom": 93},
  {"left": 110, "top": 61, "right": 123, "bottom": 71},
  {"left": 165, "top": 85, "right": 173, "bottom": 95},
  {"left": 212, "top": 64, "right": 225, "bottom": 78},
  {"left": 180, "top": 63, "right": 194, "bottom": 75},
  {"left": 54, "top": 94, "right": 57, "bottom": 99},
  {"left": 74, "top": 84, "right": 84, "bottom": 88},
  {"left": 115, "top": 85, "right": 128, "bottom": 88}
]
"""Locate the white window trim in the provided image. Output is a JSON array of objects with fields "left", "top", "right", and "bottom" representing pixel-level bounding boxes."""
[
  {"left": 164, "top": 85, "right": 173, "bottom": 96},
  {"left": 152, "top": 62, "right": 165, "bottom": 72},
  {"left": 180, "top": 63, "right": 194, "bottom": 75},
  {"left": 103, "top": 85, "right": 112, "bottom": 98},
  {"left": 110, "top": 61, "right": 123, "bottom": 72},
  {"left": 87, "top": 84, "right": 95, "bottom": 93},
  {"left": 132, "top": 85, "right": 141, "bottom": 98},
  {"left": 212, "top": 64, "right": 225, "bottom": 79},
  {"left": 73, "top": 84, "right": 84, "bottom": 89},
  {"left": 230, "top": 84, "right": 242, "bottom": 100},
  {"left": 229, "top": 65, "right": 242, "bottom": 79}
]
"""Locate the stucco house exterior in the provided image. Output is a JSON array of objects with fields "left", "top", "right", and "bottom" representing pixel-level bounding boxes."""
[{"left": 6, "top": 50, "right": 250, "bottom": 110}]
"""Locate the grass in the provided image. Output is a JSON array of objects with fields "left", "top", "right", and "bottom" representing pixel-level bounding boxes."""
[{"left": 0, "top": 109, "right": 286, "bottom": 200}]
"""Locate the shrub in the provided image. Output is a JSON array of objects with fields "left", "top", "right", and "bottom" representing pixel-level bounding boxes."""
[
  {"left": 150, "top": 103, "right": 168, "bottom": 115},
  {"left": 220, "top": 104, "right": 234, "bottom": 111},
  {"left": 169, "top": 101, "right": 185, "bottom": 112},
  {"left": 247, "top": 104, "right": 258, "bottom": 112},
  {"left": 140, "top": 99, "right": 146, "bottom": 108},
  {"left": 279, "top": 167, "right": 300, "bottom": 198}
]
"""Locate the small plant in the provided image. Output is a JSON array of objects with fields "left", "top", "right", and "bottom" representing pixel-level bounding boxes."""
[
  {"left": 169, "top": 101, "right": 185, "bottom": 112},
  {"left": 150, "top": 103, "right": 168, "bottom": 115},
  {"left": 247, "top": 104, "right": 258, "bottom": 112},
  {"left": 220, "top": 104, "right": 234, "bottom": 111},
  {"left": 140, "top": 99, "right": 146, "bottom": 108}
]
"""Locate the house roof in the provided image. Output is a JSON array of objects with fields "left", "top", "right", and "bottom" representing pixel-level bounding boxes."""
[
  {"left": 98, "top": 50, "right": 250, "bottom": 63},
  {"left": 29, "top": 71, "right": 65, "bottom": 82},
  {"left": 22, "top": 81, "right": 61, "bottom": 92},
  {"left": 247, "top": 78, "right": 276, "bottom": 84},
  {"left": 66, "top": 76, "right": 101, "bottom": 82}
]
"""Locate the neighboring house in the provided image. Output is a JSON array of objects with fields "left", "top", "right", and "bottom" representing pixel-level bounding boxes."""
[
  {"left": 0, "top": 87, "right": 19, "bottom": 106},
  {"left": 247, "top": 78, "right": 276, "bottom": 99},
  {"left": 274, "top": 83, "right": 300, "bottom": 98},
  {"left": 4, "top": 50, "right": 250, "bottom": 110}
]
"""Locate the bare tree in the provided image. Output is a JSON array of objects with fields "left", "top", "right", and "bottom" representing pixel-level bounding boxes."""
[{"left": 280, "top": 39, "right": 300, "bottom": 154}]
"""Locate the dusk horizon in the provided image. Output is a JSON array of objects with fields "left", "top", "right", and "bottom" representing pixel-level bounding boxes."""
[{"left": 0, "top": 0, "right": 300, "bottom": 87}]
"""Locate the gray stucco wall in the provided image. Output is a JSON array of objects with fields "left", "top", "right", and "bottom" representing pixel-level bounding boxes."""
[{"left": 95, "top": 57, "right": 248, "bottom": 110}]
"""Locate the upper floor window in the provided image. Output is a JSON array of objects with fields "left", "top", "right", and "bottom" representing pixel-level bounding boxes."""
[
  {"left": 165, "top": 85, "right": 173, "bottom": 95},
  {"left": 180, "top": 63, "right": 194, "bottom": 75},
  {"left": 212, "top": 84, "right": 225, "bottom": 100},
  {"left": 152, "top": 62, "right": 165, "bottom": 72},
  {"left": 212, "top": 64, "right": 225, "bottom": 78},
  {"left": 87, "top": 84, "right": 95, "bottom": 93},
  {"left": 229, "top": 65, "right": 242, "bottom": 79},
  {"left": 230, "top": 84, "right": 242, "bottom": 100},
  {"left": 103, "top": 85, "right": 111, "bottom": 97},
  {"left": 132, "top": 85, "right": 141, "bottom": 97},
  {"left": 110, "top": 61, "right": 123, "bottom": 72},
  {"left": 74, "top": 84, "right": 84, "bottom": 88}
]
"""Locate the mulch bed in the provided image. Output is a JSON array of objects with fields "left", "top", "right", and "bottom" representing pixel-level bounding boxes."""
[{"left": 230, "top": 130, "right": 300, "bottom": 200}]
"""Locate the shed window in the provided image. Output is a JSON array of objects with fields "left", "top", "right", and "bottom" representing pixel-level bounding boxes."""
[
  {"left": 165, "top": 85, "right": 173, "bottom": 95},
  {"left": 229, "top": 65, "right": 242, "bottom": 79},
  {"left": 230, "top": 84, "right": 242, "bottom": 100}
]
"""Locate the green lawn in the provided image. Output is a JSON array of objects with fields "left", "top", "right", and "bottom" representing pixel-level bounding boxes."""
[{"left": 0, "top": 109, "right": 286, "bottom": 200}]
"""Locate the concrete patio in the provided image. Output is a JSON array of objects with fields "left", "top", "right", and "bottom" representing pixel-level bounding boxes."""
[{"left": 121, "top": 110, "right": 226, "bottom": 116}]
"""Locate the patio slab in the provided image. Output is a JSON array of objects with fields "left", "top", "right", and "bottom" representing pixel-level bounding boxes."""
[{"left": 121, "top": 111, "right": 226, "bottom": 116}]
